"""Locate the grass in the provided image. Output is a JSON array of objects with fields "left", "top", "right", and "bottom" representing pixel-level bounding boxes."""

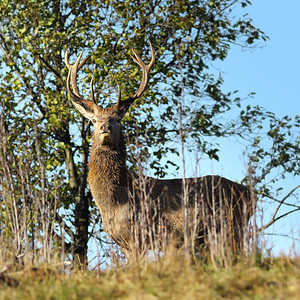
[{"left": 0, "top": 255, "right": 299, "bottom": 300}]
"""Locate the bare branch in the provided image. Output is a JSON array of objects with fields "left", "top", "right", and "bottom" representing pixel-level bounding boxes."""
[{"left": 258, "top": 185, "right": 300, "bottom": 232}]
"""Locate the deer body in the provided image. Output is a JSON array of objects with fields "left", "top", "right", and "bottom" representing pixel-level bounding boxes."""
[{"left": 65, "top": 43, "right": 254, "bottom": 255}]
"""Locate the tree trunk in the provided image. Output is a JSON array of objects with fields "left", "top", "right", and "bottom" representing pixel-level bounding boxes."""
[
  {"left": 73, "top": 192, "right": 90, "bottom": 269},
  {"left": 64, "top": 118, "right": 91, "bottom": 269}
]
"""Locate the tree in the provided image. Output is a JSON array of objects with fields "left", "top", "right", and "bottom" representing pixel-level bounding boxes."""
[{"left": 0, "top": 0, "right": 298, "bottom": 266}]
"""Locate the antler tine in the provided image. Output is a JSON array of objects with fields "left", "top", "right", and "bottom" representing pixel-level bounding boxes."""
[
  {"left": 90, "top": 77, "right": 97, "bottom": 105},
  {"left": 65, "top": 50, "right": 97, "bottom": 108},
  {"left": 65, "top": 50, "right": 84, "bottom": 99},
  {"left": 117, "top": 85, "right": 122, "bottom": 103},
  {"left": 117, "top": 41, "right": 155, "bottom": 109}
]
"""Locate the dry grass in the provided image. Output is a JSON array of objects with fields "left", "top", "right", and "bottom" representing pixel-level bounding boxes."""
[{"left": 0, "top": 255, "right": 299, "bottom": 300}]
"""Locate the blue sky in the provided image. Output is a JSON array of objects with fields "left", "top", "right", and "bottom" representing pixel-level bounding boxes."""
[
  {"left": 221, "top": 1, "right": 300, "bottom": 118},
  {"left": 200, "top": 1, "right": 300, "bottom": 255}
]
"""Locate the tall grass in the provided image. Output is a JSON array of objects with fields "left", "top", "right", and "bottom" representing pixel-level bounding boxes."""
[
  {"left": 0, "top": 113, "right": 65, "bottom": 269},
  {"left": 1, "top": 110, "right": 299, "bottom": 299},
  {"left": 115, "top": 132, "right": 259, "bottom": 269},
  {"left": 0, "top": 109, "right": 285, "bottom": 272}
]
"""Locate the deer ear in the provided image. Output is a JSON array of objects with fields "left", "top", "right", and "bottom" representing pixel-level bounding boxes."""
[{"left": 70, "top": 99, "right": 94, "bottom": 120}]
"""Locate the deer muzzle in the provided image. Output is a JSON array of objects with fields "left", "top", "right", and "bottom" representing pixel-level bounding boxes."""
[{"left": 100, "top": 123, "right": 112, "bottom": 134}]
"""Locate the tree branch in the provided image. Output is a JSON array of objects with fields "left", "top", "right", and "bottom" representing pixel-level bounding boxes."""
[{"left": 258, "top": 185, "right": 300, "bottom": 232}]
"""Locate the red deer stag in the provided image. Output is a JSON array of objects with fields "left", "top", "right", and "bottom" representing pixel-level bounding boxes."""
[{"left": 65, "top": 42, "right": 255, "bottom": 256}]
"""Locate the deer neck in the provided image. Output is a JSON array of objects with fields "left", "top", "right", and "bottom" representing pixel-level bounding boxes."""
[{"left": 88, "top": 134, "right": 129, "bottom": 210}]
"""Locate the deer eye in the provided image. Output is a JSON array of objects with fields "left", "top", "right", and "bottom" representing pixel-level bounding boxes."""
[{"left": 92, "top": 119, "right": 97, "bottom": 124}]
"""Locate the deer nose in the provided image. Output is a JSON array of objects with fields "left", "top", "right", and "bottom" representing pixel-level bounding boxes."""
[{"left": 100, "top": 124, "right": 112, "bottom": 133}]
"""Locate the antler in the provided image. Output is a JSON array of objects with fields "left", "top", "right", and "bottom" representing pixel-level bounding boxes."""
[
  {"left": 117, "top": 41, "right": 155, "bottom": 111},
  {"left": 65, "top": 41, "right": 155, "bottom": 114},
  {"left": 65, "top": 50, "right": 97, "bottom": 111}
]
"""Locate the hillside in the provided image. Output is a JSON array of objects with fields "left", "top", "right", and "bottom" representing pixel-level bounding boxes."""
[{"left": 1, "top": 256, "right": 299, "bottom": 300}]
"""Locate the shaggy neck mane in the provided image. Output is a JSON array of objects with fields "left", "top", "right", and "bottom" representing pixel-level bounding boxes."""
[{"left": 88, "top": 133, "right": 129, "bottom": 208}]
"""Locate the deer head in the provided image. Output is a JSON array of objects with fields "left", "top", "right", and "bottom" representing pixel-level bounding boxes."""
[{"left": 65, "top": 42, "right": 155, "bottom": 149}]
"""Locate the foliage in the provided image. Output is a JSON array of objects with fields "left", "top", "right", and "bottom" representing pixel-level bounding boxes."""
[{"left": 0, "top": 0, "right": 299, "bottom": 264}]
